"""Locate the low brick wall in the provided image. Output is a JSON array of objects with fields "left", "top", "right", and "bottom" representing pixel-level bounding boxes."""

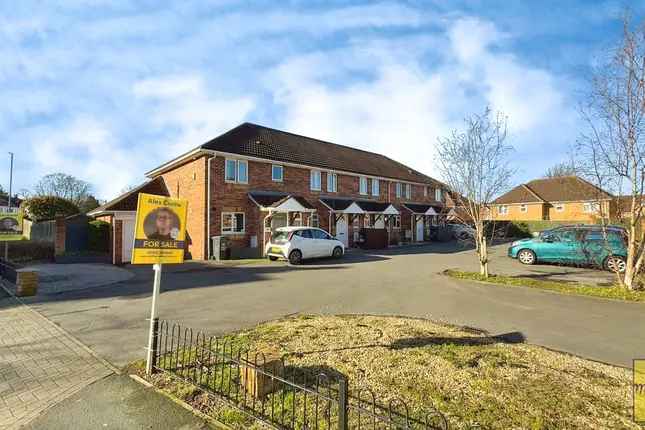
[{"left": 16, "top": 269, "right": 39, "bottom": 297}]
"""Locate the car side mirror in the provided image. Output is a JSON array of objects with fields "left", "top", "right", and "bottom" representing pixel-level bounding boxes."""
[{"left": 543, "top": 236, "right": 553, "bottom": 243}]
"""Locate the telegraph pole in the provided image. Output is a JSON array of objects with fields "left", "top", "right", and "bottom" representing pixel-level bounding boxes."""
[{"left": 4, "top": 153, "right": 13, "bottom": 261}]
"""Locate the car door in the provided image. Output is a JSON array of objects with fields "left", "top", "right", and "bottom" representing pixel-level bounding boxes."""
[
  {"left": 293, "top": 229, "right": 315, "bottom": 258},
  {"left": 311, "top": 229, "right": 334, "bottom": 257}
]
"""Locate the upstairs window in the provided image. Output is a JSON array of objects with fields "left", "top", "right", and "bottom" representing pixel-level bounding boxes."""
[
  {"left": 499, "top": 205, "right": 509, "bottom": 215},
  {"left": 272, "top": 165, "right": 283, "bottom": 182},
  {"left": 405, "top": 184, "right": 411, "bottom": 199},
  {"left": 359, "top": 177, "right": 368, "bottom": 195},
  {"left": 424, "top": 186, "right": 428, "bottom": 197},
  {"left": 225, "top": 159, "right": 248, "bottom": 184},
  {"left": 372, "top": 179, "right": 379, "bottom": 196},
  {"left": 310, "top": 170, "right": 322, "bottom": 191},
  {"left": 435, "top": 188, "right": 442, "bottom": 202},
  {"left": 555, "top": 203, "right": 565, "bottom": 212},
  {"left": 327, "top": 172, "right": 337, "bottom": 192},
  {"left": 395, "top": 182, "right": 402, "bottom": 198},
  {"left": 520, "top": 204, "right": 528, "bottom": 213}
]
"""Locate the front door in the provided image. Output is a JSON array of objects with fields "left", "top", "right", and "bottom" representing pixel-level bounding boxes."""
[
  {"left": 336, "top": 216, "right": 349, "bottom": 247},
  {"left": 415, "top": 217, "right": 424, "bottom": 242}
]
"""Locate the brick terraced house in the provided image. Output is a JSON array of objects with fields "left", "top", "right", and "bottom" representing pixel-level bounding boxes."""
[
  {"left": 89, "top": 123, "right": 453, "bottom": 264},
  {"left": 488, "top": 176, "right": 615, "bottom": 222}
]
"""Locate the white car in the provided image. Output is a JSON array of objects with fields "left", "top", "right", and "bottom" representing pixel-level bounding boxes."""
[{"left": 265, "top": 226, "right": 345, "bottom": 264}]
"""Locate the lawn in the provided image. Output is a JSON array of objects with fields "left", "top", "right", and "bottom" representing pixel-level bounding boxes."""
[
  {"left": 135, "top": 315, "right": 639, "bottom": 429},
  {"left": 443, "top": 269, "right": 645, "bottom": 302}
]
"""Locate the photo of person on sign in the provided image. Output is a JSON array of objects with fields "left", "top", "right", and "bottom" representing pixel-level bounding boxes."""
[
  {"left": 0, "top": 217, "right": 19, "bottom": 232},
  {"left": 143, "top": 207, "right": 180, "bottom": 241}
]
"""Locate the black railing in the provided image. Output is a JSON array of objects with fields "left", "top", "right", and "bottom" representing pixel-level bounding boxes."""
[{"left": 153, "top": 321, "right": 483, "bottom": 430}]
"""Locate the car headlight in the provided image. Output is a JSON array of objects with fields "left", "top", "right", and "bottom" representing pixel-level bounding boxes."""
[{"left": 511, "top": 240, "right": 521, "bottom": 247}]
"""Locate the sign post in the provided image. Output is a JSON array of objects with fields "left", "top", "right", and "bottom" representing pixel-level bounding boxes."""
[{"left": 131, "top": 193, "right": 188, "bottom": 376}]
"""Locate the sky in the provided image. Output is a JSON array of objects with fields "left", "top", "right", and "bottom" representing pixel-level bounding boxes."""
[{"left": 1, "top": 0, "right": 644, "bottom": 200}]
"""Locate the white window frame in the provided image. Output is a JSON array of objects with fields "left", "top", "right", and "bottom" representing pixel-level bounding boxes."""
[
  {"left": 424, "top": 186, "right": 428, "bottom": 197},
  {"left": 310, "top": 170, "right": 322, "bottom": 191},
  {"left": 583, "top": 202, "right": 599, "bottom": 213},
  {"left": 359, "top": 177, "right": 368, "bottom": 195},
  {"left": 309, "top": 213, "right": 319, "bottom": 227},
  {"left": 327, "top": 172, "right": 337, "bottom": 192},
  {"left": 520, "top": 204, "right": 528, "bottom": 213},
  {"left": 555, "top": 203, "right": 565, "bottom": 212},
  {"left": 405, "top": 184, "right": 411, "bottom": 199},
  {"left": 224, "top": 158, "right": 248, "bottom": 184},
  {"left": 271, "top": 165, "right": 283, "bottom": 182},
  {"left": 393, "top": 215, "right": 401, "bottom": 229},
  {"left": 221, "top": 212, "right": 245, "bottom": 234},
  {"left": 499, "top": 205, "right": 509, "bottom": 215},
  {"left": 435, "top": 188, "right": 442, "bottom": 202},
  {"left": 395, "top": 183, "right": 402, "bottom": 198},
  {"left": 372, "top": 178, "right": 379, "bottom": 197}
]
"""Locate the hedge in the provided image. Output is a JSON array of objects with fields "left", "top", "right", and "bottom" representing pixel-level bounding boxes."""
[
  {"left": 4, "top": 240, "right": 55, "bottom": 263},
  {"left": 88, "top": 220, "right": 110, "bottom": 253},
  {"left": 485, "top": 220, "right": 588, "bottom": 238}
]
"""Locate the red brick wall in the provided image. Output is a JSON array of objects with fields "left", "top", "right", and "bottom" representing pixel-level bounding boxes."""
[
  {"left": 207, "top": 157, "right": 443, "bottom": 252},
  {"left": 152, "top": 154, "right": 446, "bottom": 259},
  {"left": 160, "top": 156, "right": 208, "bottom": 260},
  {"left": 54, "top": 217, "right": 65, "bottom": 256}
]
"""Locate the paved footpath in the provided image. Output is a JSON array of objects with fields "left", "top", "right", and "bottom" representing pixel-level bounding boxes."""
[{"left": 0, "top": 293, "right": 113, "bottom": 429}]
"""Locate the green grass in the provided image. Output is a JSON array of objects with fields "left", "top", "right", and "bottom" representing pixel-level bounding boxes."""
[
  {"left": 444, "top": 269, "right": 645, "bottom": 302},
  {"left": 136, "top": 315, "right": 639, "bottom": 430}
]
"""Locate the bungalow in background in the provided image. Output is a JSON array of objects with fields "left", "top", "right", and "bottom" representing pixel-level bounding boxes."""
[{"left": 487, "top": 176, "right": 614, "bottom": 222}]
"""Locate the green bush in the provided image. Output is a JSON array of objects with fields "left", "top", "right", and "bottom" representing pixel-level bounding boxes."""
[
  {"left": 21, "top": 196, "right": 79, "bottom": 221},
  {"left": 88, "top": 220, "right": 110, "bottom": 253}
]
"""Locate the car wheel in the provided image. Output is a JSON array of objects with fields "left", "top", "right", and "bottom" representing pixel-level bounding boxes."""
[
  {"left": 268, "top": 256, "right": 278, "bottom": 261},
  {"left": 332, "top": 246, "right": 343, "bottom": 258},
  {"left": 604, "top": 255, "right": 626, "bottom": 273},
  {"left": 517, "top": 249, "right": 536, "bottom": 265},
  {"left": 288, "top": 250, "right": 303, "bottom": 265}
]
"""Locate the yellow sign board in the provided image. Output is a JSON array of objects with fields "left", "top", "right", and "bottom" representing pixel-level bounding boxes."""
[
  {"left": 636, "top": 359, "right": 645, "bottom": 424},
  {"left": 131, "top": 193, "right": 188, "bottom": 265},
  {"left": 0, "top": 208, "right": 23, "bottom": 241}
]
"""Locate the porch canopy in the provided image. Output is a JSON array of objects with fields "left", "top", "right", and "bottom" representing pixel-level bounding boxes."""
[
  {"left": 249, "top": 191, "right": 317, "bottom": 213},
  {"left": 402, "top": 203, "right": 440, "bottom": 216},
  {"left": 320, "top": 197, "right": 398, "bottom": 224}
]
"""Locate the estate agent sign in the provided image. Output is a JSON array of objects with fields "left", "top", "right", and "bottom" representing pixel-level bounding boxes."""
[
  {"left": 131, "top": 193, "right": 188, "bottom": 265},
  {"left": 0, "top": 207, "right": 23, "bottom": 241}
]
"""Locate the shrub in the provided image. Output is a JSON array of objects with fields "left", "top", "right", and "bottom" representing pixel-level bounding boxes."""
[
  {"left": 21, "top": 196, "right": 79, "bottom": 221},
  {"left": 88, "top": 220, "right": 110, "bottom": 253}
]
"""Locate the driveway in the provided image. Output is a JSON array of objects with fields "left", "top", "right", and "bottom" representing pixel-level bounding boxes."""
[{"left": 16, "top": 243, "right": 645, "bottom": 368}]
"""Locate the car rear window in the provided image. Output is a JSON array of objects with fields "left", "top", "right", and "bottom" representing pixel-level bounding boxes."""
[
  {"left": 294, "top": 229, "right": 313, "bottom": 239},
  {"left": 271, "top": 231, "right": 290, "bottom": 243}
]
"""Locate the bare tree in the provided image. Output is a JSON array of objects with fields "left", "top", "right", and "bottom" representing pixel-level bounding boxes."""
[
  {"left": 544, "top": 160, "right": 579, "bottom": 178},
  {"left": 578, "top": 16, "right": 645, "bottom": 290},
  {"left": 33, "top": 173, "right": 92, "bottom": 206},
  {"left": 436, "top": 107, "right": 515, "bottom": 277}
]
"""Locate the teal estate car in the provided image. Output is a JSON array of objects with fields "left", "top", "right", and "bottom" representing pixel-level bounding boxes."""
[{"left": 507, "top": 225, "right": 628, "bottom": 273}]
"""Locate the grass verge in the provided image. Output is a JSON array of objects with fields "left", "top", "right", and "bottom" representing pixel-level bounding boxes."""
[
  {"left": 443, "top": 269, "right": 645, "bottom": 302},
  {"left": 135, "top": 315, "right": 638, "bottom": 429}
]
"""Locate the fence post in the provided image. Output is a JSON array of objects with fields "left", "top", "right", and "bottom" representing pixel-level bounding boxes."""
[{"left": 338, "top": 377, "right": 348, "bottom": 430}]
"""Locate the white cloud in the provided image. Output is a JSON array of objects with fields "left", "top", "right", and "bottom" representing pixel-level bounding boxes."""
[
  {"left": 32, "top": 117, "right": 142, "bottom": 199},
  {"left": 133, "top": 74, "right": 255, "bottom": 155},
  {"left": 267, "top": 17, "right": 577, "bottom": 181}
]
